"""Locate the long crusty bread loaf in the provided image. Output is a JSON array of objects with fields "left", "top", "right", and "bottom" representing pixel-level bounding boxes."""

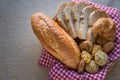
[
  {"left": 31, "top": 12, "right": 81, "bottom": 69},
  {"left": 72, "top": 2, "right": 89, "bottom": 38},
  {"left": 79, "top": 6, "right": 97, "bottom": 40},
  {"left": 54, "top": 2, "right": 68, "bottom": 32},
  {"left": 64, "top": 2, "right": 76, "bottom": 38}
]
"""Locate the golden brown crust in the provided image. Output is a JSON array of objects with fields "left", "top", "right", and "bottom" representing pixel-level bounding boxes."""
[
  {"left": 92, "top": 18, "right": 116, "bottom": 45},
  {"left": 97, "top": 37, "right": 108, "bottom": 46},
  {"left": 79, "top": 40, "right": 93, "bottom": 53},
  {"left": 78, "top": 60, "right": 85, "bottom": 73},
  {"left": 103, "top": 41, "right": 114, "bottom": 54},
  {"left": 31, "top": 12, "right": 81, "bottom": 69}
]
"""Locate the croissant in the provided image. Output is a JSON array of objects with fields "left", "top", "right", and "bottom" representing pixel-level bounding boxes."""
[{"left": 92, "top": 18, "right": 116, "bottom": 45}]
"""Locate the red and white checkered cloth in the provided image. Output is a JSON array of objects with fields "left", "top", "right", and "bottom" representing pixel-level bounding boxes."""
[{"left": 38, "top": 0, "right": 120, "bottom": 80}]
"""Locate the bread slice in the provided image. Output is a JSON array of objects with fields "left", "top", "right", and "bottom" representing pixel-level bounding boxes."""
[
  {"left": 54, "top": 2, "right": 68, "bottom": 32},
  {"left": 79, "top": 6, "right": 97, "bottom": 40},
  {"left": 86, "top": 27, "right": 96, "bottom": 43},
  {"left": 89, "top": 10, "right": 109, "bottom": 26},
  {"left": 64, "top": 2, "right": 76, "bottom": 38},
  {"left": 72, "top": 2, "right": 89, "bottom": 38}
]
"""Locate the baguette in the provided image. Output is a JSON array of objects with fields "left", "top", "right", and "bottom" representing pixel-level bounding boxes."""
[{"left": 31, "top": 12, "right": 81, "bottom": 69}]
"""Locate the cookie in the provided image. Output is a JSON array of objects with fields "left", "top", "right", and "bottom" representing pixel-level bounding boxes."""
[{"left": 79, "top": 40, "right": 93, "bottom": 53}]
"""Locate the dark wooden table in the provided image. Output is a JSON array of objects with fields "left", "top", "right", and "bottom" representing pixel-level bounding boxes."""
[{"left": 0, "top": 0, "right": 120, "bottom": 80}]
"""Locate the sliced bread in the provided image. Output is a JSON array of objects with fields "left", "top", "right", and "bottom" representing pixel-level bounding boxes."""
[
  {"left": 64, "top": 2, "right": 76, "bottom": 38},
  {"left": 54, "top": 2, "right": 68, "bottom": 32},
  {"left": 72, "top": 2, "right": 89, "bottom": 38},
  {"left": 89, "top": 10, "right": 109, "bottom": 26},
  {"left": 86, "top": 10, "right": 109, "bottom": 43},
  {"left": 79, "top": 6, "right": 97, "bottom": 40},
  {"left": 86, "top": 27, "right": 96, "bottom": 43}
]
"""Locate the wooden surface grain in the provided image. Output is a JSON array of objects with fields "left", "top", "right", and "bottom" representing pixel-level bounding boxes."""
[{"left": 0, "top": 0, "right": 120, "bottom": 80}]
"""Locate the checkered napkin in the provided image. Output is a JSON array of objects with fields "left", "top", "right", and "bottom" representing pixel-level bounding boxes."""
[{"left": 38, "top": 0, "right": 120, "bottom": 80}]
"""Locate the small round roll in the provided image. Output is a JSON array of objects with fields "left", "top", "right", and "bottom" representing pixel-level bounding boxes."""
[
  {"left": 81, "top": 51, "right": 92, "bottom": 63},
  {"left": 92, "top": 44, "right": 103, "bottom": 56},
  {"left": 95, "top": 50, "right": 108, "bottom": 66},
  {"left": 79, "top": 40, "right": 93, "bottom": 53},
  {"left": 103, "top": 41, "right": 114, "bottom": 54},
  {"left": 85, "top": 60, "right": 99, "bottom": 74}
]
